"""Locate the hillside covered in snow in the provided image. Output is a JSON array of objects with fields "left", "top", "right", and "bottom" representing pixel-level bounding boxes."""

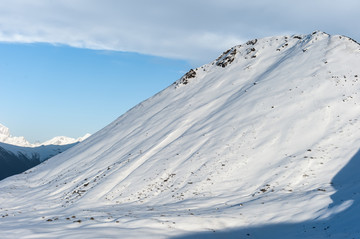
[{"left": 0, "top": 31, "right": 360, "bottom": 238}]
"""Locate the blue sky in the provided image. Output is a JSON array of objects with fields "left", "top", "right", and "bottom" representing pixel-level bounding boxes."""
[
  {"left": 0, "top": 43, "right": 190, "bottom": 142},
  {"left": 0, "top": 0, "right": 359, "bottom": 142}
]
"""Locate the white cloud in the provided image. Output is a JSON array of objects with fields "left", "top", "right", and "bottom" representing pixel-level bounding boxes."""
[{"left": 0, "top": 0, "right": 359, "bottom": 65}]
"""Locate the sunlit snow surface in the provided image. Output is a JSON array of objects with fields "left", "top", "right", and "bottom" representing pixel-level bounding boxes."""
[{"left": 1, "top": 31, "right": 360, "bottom": 238}]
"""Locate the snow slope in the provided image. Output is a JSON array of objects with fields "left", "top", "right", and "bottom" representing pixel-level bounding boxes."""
[{"left": 0, "top": 31, "right": 360, "bottom": 238}]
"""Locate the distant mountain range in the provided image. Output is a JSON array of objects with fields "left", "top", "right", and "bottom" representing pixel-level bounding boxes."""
[
  {"left": 0, "top": 123, "right": 90, "bottom": 147},
  {"left": 0, "top": 123, "right": 90, "bottom": 180},
  {"left": 0, "top": 31, "right": 360, "bottom": 238}
]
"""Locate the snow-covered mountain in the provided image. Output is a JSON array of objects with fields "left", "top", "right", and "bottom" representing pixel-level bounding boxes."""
[
  {"left": 0, "top": 123, "right": 32, "bottom": 147},
  {"left": 41, "top": 134, "right": 91, "bottom": 146},
  {"left": 0, "top": 123, "right": 90, "bottom": 147},
  {"left": 0, "top": 123, "right": 90, "bottom": 180},
  {"left": 0, "top": 142, "right": 78, "bottom": 180},
  {"left": 0, "top": 31, "right": 360, "bottom": 238}
]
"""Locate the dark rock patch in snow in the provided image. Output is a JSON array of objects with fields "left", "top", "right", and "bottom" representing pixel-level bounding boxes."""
[
  {"left": 246, "top": 39, "right": 258, "bottom": 45},
  {"left": 216, "top": 48, "right": 237, "bottom": 67},
  {"left": 175, "top": 69, "right": 197, "bottom": 86}
]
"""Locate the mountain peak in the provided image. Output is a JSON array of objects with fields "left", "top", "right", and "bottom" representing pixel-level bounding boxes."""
[
  {"left": 41, "top": 133, "right": 91, "bottom": 146},
  {"left": 174, "top": 31, "right": 359, "bottom": 89},
  {"left": 0, "top": 123, "right": 32, "bottom": 147},
  {"left": 0, "top": 123, "right": 90, "bottom": 147},
  {"left": 0, "top": 123, "right": 10, "bottom": 137}
]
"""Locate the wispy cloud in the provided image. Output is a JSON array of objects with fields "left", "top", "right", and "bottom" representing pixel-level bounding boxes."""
[{"left": 0, "top": 0, "right": 358, "bottom": 64}]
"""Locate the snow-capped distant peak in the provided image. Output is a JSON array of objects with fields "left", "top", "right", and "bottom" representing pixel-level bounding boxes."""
[
  {"left": 41, "top": 136, "right": 79, "bottom": 146},
  {"left": 0, "top": 123, "right": 10, "bottom": 136},
  {"left": 0, "top": 123, "right": 91, "bottom": 147},
  {"left": 0, "top": 123, "right": 32, "bottom": 147},
  {"left": 77, "top": 133, "right": 91, "bottom": 142},
  {"left": 41, "top": 133, "right": 91, "bottom": 146}
]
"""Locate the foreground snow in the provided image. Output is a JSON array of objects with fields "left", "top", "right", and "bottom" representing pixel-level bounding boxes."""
[{"left": 0, "top": 31, "right": 360, "bottom": 238}]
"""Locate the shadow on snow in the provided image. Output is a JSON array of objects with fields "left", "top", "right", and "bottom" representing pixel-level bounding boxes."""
[{"left": 172, "top": 149, "right": 360, "bottom": 239}]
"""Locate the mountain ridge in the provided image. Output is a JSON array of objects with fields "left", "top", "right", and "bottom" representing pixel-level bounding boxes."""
[
  {"left": 0, "top": 123, "right": 90, "bottom": 147},
  {"left": 0, "top": 123, "right": 91, "bottom": 180}
]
